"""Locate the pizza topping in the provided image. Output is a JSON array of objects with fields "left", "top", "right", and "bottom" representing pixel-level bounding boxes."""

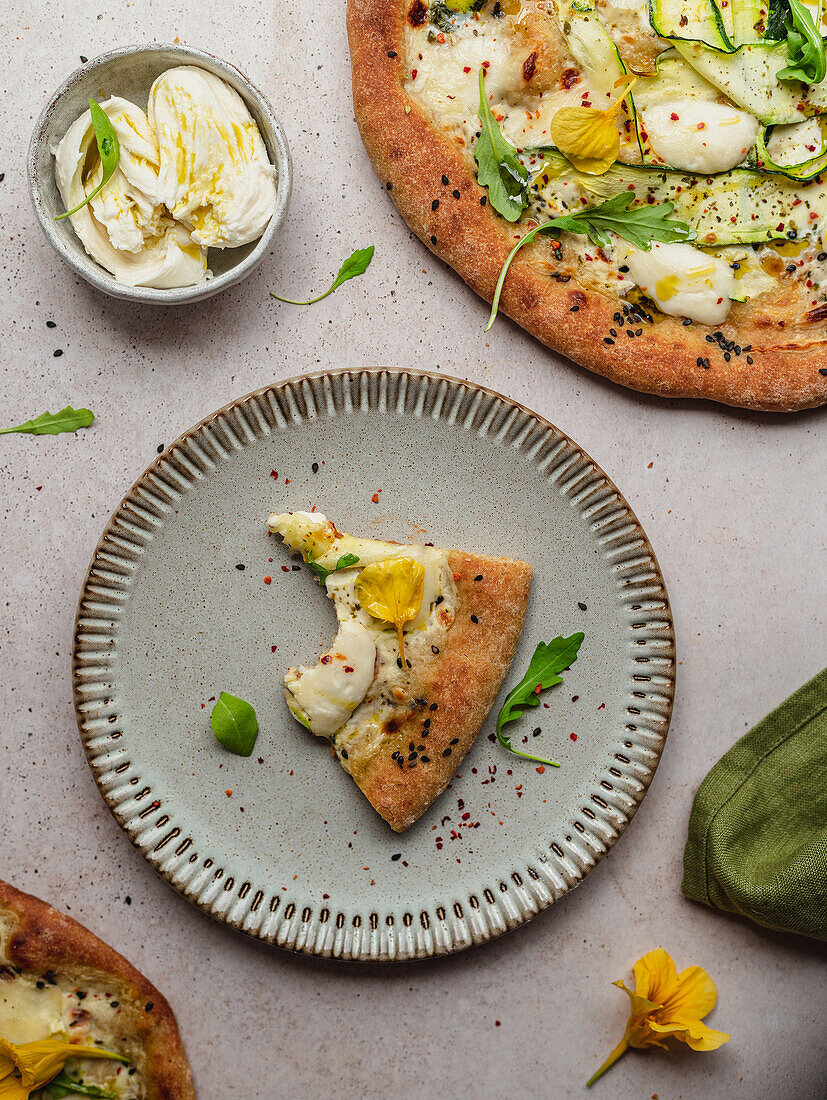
[
  {"left": 619, "top": 241, "right": 737, "bottom": 324},
  {"left": 285, "top": 621, "right": 377, "bottom": 738},
  {"left": 355, "top": 558, "right": 426, "bottom": 664},
  {"left": 641, "top": 99, "right": 759, "bottom": 174},
  {"left": 0, "top": 1037, "right": 127, "bottom": 1097},
  {"left": 550, "top": 76, "right": 637, "bottom": 174}
]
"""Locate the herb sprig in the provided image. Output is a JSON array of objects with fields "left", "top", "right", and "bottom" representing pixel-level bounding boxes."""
[
  {"left": 779, "top": 0, "right": 827, "bottom": 85},
  {"left": 55, "top": 99, "right": 120, "bottom": 221},
  {"left": 270, "top": 247, "right": 374, "bottom": 305},
  {"left": 0, "top": 406, "right": 94, "bottom": 436},
  {"left": 495, "top": 633, "right": 585, "bottom": 767},
  {"left": 307, "top": 552, "right": 360, "bottom": 585},
  {"left": 485, "top": 193, "right": 695, "bottom": 330},
  {"left": 475, "top": 68, "right": 530, "bottom": 222},
  {"left": 211, "top": 692, "right": 259, "bottom": 756}
]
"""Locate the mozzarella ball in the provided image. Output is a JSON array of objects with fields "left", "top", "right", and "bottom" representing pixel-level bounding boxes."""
[
  {"left": 642, "top": 99, "right": 759, "bottom": 174},
  {"left": 621, "top": 241, "right": 735, "bottom": 325}
]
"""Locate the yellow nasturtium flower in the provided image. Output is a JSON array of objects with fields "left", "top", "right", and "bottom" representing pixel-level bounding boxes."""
[
  {"left": 355, "top": 557, "right": 425, "bottom": 664},
  {"left": 551, "top": 77, "right": 637, "bottom": 176},
  {"left": 587, "top": 948, "right": 730, "bottom": 1086},
  {"left": 0, "top": 1037, "right": 126, "bottom": 1099}
]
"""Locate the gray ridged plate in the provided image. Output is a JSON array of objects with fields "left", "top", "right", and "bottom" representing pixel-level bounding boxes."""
[{"left": 72, "top": 370, "right": 675, "bottom": 960}]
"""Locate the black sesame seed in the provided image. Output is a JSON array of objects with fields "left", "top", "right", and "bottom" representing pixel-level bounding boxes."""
[
  {"left": 53, "top": 349, "right": 63, "bottom": 357},
  {"left": 435, "top": 595, "right": 444, "bottom": 604},
  {"left": 470, "top": 614, "right": 479, "bottom": 623},
  {"left": 235, "top": 563, "right": 245, "bottom": 570},
  {"left": 421, "top": 755, "right": 430, "bottom": 763},
  {"left": 409, "top": 751, "right": 417, "bottom": 761},
  {"left": 46, "top": 320, "right": 56, "bottom": 328},
  {"left": 341, "top": 748, "right": 348, "bottom": 759},
  {"left": 609, "top": 328, "right": 617, "bottom": 337},
  {"left": 409, "top": 760, "right": 417, "bottom": 767},
  {"left": 80, "top": 55, "right": 88, "bottom": 62},
  {"left": 407, "top": 659, "right": 412, "bottom": 668},
  {"left": 430, "top": 702, "right": 438, "bottom": 710},
  {"left": 417, "top": 744, "right": 425, "bottom": 751},
  {"left": 724, "top": 352, "right": 731, "bottom": 362},
  {"left": 409, "top": 742, "right": 415, "bottom": 751},
  {"left": 474, "top": 574, "right": 483, "bottom": 581},
  {"left": 697, "top": 357, "right": 704, "bottom": 367},
  {"left": 820, "top": 368, "right": 827, "bottom": 376},
  {"left": 570, "top": 305, "right": 579, "bottom": 312},
  {"left": 786, "top": 264, "right": 796, "bottom": 273},
  {"left": 432, "top": 199, "right": 440, "bottom": 210},
  {"left": 480, "top": 196, "right": 487, "bottom": 205},
  {"left": 145, "top": 1002, "right": 154, "bottom": 1012},
  {"left": 397, "top": 657, "right": 403, "bottom": 668},
  {"left": 578, "top": 602, "right": 587, "bottom": 611},
  {"left": 391, "top": 853, "right": 401, "bottom": 860},
  {"left": 442, "top": 747, "right": 452, "bottom": 757},
  {"left": 431, "top": 646, "right": 440, "bottom": 655},
  {"left": 36, "top": 980, "right": 45, "bottom": 989},
  {"left": 156, "top": 444, "right": 164, "bottom": 454},
  {"left": 682, "top": 318, "right": 692, "bottom": 326},
  {"left": 450, "top": 737, "right": 459, "bottom": 745},
  {"left": 603, "top": 337, "right": 614, "bottom": 345},
  {"left": 388, "top": 50, "right": 397, "bottom": 57},
  {"left": 311, "top": 461, "right": 319, "bottom": 473},
  {"left": 77, "top": 991, "right": 87, "bottom": 1000},
  {"left": 110, "top": 1000, "right": 119, "bottom": 1007},
  {"left": 532, "top": 727, "right": 541, "bottom": 737},
  {"left": 386, "top": 181, "right": 392, "bottom": 190},
  {"left": 452, "top": 189, "right": 461, "bottom": 198},
  {"left": 430, "top": 235, "right": 437, "bottom": 245},
  {"left": 746, "top": 356, "right": 753, "bottom": 365},
  {"left": 45, "top": 971, "right": 57, "bottom": 985}
]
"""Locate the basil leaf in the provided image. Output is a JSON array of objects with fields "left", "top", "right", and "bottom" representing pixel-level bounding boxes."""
[
  {"left": 211, "top": 692, "right": 259, "bottom": 756},
  {"left": 307, "top": 552, "right": 360, "bottom": 586},
  {"left": 270, "top": 247, "right": 374, "bottom": 305},
  {"left": 485, "top": 193, "right": 695, "bottom": 330},
  {"left": 495, "top": 633, "right": 585, "bottom": 767},
  {"left": 55, "top": 99, "right": 120, "bottom": 221},
  {"left": 0, "top": 406, "right": 95, "bottom": 436},
  {"left": 778, "top": 0, "right": 826, "bottom": 84},
  {"left": 475, "top": 68, "right": 529, "bottom": 222},
  {"left": 39, "top": 1071, "right": 117, "bottom": 1098}
]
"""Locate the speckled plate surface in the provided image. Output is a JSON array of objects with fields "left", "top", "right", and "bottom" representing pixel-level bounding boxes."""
[{"left": 72, "top": 369, "right": 675, "bottom": 960}]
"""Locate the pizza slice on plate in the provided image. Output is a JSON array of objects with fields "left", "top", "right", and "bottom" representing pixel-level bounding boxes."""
[
  {"left": 0, "top": 878, "right": 195, "bottom": 1099},
  {"left": 269, "top": 511, "right": 532, "bottom": 831}
]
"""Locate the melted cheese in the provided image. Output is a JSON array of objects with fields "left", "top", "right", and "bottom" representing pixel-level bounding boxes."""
[
  {"left": 621, "top": 241, "right": 736, "bottom": 324},
  {"left": 0, "top": 978, "right": 66, "bottom": 1044},
  {"left": 642, "top": 99, "right": 758, "bottom": 174}
]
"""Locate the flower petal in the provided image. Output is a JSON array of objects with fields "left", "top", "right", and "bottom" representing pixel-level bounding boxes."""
[
  {"left": 649, "top": 1017, "right": 730, "bottom": 1051},
  {"left": 659, "top": 965, "right": 717, "bottom": 1022},
  {"left": 0, "top": 1039, "right": 34, "bottom": 1088},
  {"left": 0, "top": 1076, "right": 29, "bottom": 1100},
  {"left": 632, "top": 948, "right": 678, "bottom": 1005}
]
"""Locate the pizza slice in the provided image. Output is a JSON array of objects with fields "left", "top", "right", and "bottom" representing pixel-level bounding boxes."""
[
  {"left": 269, "top": 511, "right": 532, "bottom": 831},
  {"left": 0, "top": 878, "right": 194, "bottom": 1099}
]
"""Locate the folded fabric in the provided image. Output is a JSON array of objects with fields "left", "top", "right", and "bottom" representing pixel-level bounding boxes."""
[{"left": 682, "top": 668, "right": 827, "bottom": 941}]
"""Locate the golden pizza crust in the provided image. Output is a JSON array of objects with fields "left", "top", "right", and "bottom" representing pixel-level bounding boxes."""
[
  {"left": 347, "top": 0, "right": 827, "bottom": 412},
  {"left": 0, "top": 878, "right": 195, "bottom": 1100},
  {"left": 357, "top": 550, "right": 532, "bottom": 831}
]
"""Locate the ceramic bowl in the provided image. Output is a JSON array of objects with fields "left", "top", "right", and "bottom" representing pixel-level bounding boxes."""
[{"left": 27, "top": 43, "right": 292, "bottom": 305}]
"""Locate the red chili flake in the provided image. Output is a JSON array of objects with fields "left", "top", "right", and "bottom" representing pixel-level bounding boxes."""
[
  {"left": 411, "top": 68, "right": 418, "bottom": 79},
  {"left": 597, "top": 702, "right": 605, "bottom": 710},
  {"left": 201, "top": 703, "right": 205, "bottom": 708},
  {"left": 271, "top": 645, "right": 278, "bottom": 652},
  {"left": 258, "top": 757, "right": 264, "bottom": 764},
  {"left": 536, "top": 765, "right": 545, "bottom": 774},
  {"left": 321, "top": 655, "right": 332, "bottom": 665},
  {"left": 281, "top": 565, "right": 289, "bottom": 572},
  {"left": 323, "top": 893, "right": 329, "bottom": 900},
  {"left": 463, "top": 65, "right": 471, "bottom": 73},
  {"left": 264, "top": 576, "right": 272, "bottom": 584},
  {"left": 371, "top": 492, "right": 380, "bottom": 503},
  {"left": 344, "top": 666, "right": 355, "bottom": 673},
  {"left": 495, "top": 1021, "right": 501, "bottom": 1027},
  {"left": 534, "top": 684, "right": 542, "bottom": 695},
  {"left": 697, "top": 122, "right": 706, "bottom": 129},
  {"left": 284, "top": 478, "right": 291, "bottom": 484},
  {"left": 35, "top": 486, "right": 42, "bottom": 491},
  {"left": 453, "top": 571, "right": 461, "bottom": 581},
  {"left": 570, "top": 733, "right": 578, "bottom": 741},
  {"left": 270, "top": 470, "right": 278, "bottom": 480},
  {"left": 225, "top": 789, "right": 232, "bottom": 796}
]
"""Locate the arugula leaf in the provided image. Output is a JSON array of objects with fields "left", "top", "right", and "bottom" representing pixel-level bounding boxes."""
[
  {"left": 211, "top": 692, "right": 259, "bottom": 756},
  {"left": 55, "top": 99, "right": 120, "bottom": 221},
  {"left": 270, "top": 247, "right": 374, "bottom": 305},
  {"left": 495, "top": 633, "right": 585, "bottom": 767},
  {"left": 475, "top": 68, "right": 530, "bottom": 222},
  {"left": 307, "top": 552, "right": 360, "bottom": 586},
  {"left": 778, "top": 0, "right": 826, "bottom": 84},
  {"left": 39, "top": 1070, "right": 117, "bottom": 1098},
  {"left": 0, "top": 406, "right": 94, "bottom": 436},
  {"left": 484, "top": 193, "right": 695, "bottom": 330}
]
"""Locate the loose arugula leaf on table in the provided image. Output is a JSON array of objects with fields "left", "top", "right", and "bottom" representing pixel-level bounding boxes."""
[
  {"left": 0, "top": 406, "right": 94, "bottom": 436},
  {"left": 39, "top": 1070, "right": 117, "bottom": 1098},
  {"left": 270, "top": 247, "right": 374, "bottom": 305},
  {"left": 496, "top": 633, "right": 585, "bottom": 767},
  {"left": 484, "top": 193, "right": 695, "bottom": 330},
  {"left": 307, "top": 552, "right": 360, "bottom": 586},
  {"left": 211, "top": 692, "right": 259, "bottom": 756},
  {"left": 475, "top": 68, "right": 530, "bottom": 222},
  {"left": 55, "top": 99, "right": 120, "bottom": 221},
  {"left": 779, "top": 0, "right": 827, "bottom": 85}
]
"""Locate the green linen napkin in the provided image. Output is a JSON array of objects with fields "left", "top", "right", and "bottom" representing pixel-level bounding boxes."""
[{"left": 682, "top": 668, "right": 827, "bottom": 941}]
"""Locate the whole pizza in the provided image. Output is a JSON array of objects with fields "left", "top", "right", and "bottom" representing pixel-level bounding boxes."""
[{"left": 348, "top": 0, "right": 827, "bottom": 410}]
